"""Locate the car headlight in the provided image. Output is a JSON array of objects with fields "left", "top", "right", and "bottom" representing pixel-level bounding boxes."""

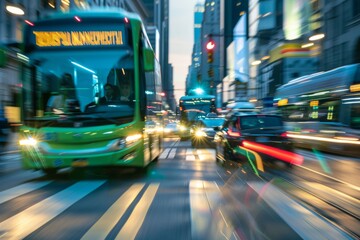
[
  {"left": 179, "top": 125, "right": 187, "bottom": 131},
  {"left": 195, "top": 129, "right": 207, "bottom": 137}
]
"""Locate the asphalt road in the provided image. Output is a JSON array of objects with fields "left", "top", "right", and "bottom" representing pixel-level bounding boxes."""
[{"left": 0, "top": 137, "right": 358, "bottom": 239}]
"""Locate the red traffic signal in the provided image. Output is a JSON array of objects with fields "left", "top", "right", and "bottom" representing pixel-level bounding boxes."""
[{"left": 206, "top": 40, "right": 215, "bottom": 51}]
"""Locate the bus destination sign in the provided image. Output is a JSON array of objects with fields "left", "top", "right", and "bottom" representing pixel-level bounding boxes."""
[{"left": 32, "top": 31, "right": 123, "bottom": 48}]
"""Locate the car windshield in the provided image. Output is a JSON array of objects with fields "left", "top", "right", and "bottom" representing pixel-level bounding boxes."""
[{"left": 240, "top": 116, "right": 283, "bottom": 130}]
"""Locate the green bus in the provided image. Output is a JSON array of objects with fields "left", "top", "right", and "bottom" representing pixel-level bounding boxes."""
[{"left": 18, "top": 9, "right": 163, "bottom": 174}]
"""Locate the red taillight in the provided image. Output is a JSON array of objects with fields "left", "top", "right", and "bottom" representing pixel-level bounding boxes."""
[
  {"left": 242, "top": 140, "right": 304, "bottom": 165},
  {"left": 228, "top": 129, "right": 241, "bottom": 137},
  {"left": 281, "top": 132, "right": 288, "bottom": 137}
]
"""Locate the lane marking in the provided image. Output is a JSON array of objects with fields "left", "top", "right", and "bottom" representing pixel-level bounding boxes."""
[
  {"left": 248, "top": 181, "right": 352, "bottom": 240},
  {"left": 186, "top": 148, "right": 196, "bottom": 161},
  {"left": 81, "top": 183, "right": 145, "bottom": 240},
  {"left": 196, "top": 149, "right": 216, "bottom": 162},
  {"left": 189, "top": 180, "right": 237, "bottom": 240},
  {"left": 186, "top": 148, "right": 194, "bottom": 155},
  {"left": 168, "top": 149, "right": 177, "bottom": 159},
  {"left": 159, "top": 148, "right": 170, "bottom": 159},
  {"left": 115, "top": 183, "right": 159, "bottom": 240},
  {"left": 0, "top": 181, "right": 52, "bottom": 205},
  {"left": 189, "top": 180, "right": 212, "bottom": 240},
  {"left": 0, "top": 181, "right": 105, "bottom": 240}
]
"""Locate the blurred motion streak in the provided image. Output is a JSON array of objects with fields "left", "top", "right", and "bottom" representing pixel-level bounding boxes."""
[
  {"left": 242, "top": 141, "right": 304, "bottom": 165},
  {"left": 312, "top": 148, "right": 332, "bottom": 174},
  {"left": 234, "top": 146, "right": 264, "bottom": 175},
  {"left": 287, "top": 133, "right": 360, "bottom": 144}
]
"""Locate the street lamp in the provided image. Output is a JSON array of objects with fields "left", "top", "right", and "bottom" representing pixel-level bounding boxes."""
[
  {"left": 309, "top": 33, "right": 325, "bottom": 41},
  {"left": 6, "top": 3, "right": 25, "bottom": 15}
]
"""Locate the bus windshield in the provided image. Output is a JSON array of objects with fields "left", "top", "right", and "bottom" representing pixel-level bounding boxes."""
[{"left": 23, "top": 48, "right": 135, "bottom": 121}]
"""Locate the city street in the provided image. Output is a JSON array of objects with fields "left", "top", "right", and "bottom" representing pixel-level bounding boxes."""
[{"left": 0, "top": 137, "right": 358, "bottom": 239}]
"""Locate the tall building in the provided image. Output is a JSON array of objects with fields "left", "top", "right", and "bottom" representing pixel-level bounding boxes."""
[
  {"left": 220, "top": 0, "right": 249, "bottom": 106},
  {"left": 153, "top": 0, "right": 171, "bottom": 109},
  {"left": 248, "top": 0, "right": 319, "bottom": 107},
  {"left": 186, "top": 1, "right": 205, "bottom": 94},
  {"left": 321, "top": 0, "right": 360, "bottom": 70},
  {"left": 200, "top": 0, "right": 221, "bottom": 96}
]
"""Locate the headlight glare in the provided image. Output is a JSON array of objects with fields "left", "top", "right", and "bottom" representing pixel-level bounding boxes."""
[{"left": 19, "top": 137, "right": 38, "bottom": 146}]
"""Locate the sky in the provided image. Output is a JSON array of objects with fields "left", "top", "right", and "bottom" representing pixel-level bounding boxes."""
[{"left": 169, "top": 0, "right": 200, "bottom": 102}]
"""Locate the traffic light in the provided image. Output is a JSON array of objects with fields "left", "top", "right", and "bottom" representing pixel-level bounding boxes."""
[
  {"left": 208, "top": 68, "right": 214, "bottom": 77},
  {"left": 207, "top": 51, "right": 213, "bottom": 63},
  {"left": 206, "top": 39, "right": 215, "bottom": 63}
]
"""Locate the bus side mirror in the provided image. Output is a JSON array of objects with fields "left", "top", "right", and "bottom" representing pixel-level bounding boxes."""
[{"left": 143, "top": 48, "right": 154, "bottom": 72}]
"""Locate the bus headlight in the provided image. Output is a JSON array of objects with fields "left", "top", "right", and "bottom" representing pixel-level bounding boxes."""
[
  {"left": 19, "top": 137, "right": 38, "bottom": 146},
  {"left": 126, "top": 134, "right": 142, "bottom": 143},
  {"left": 116, "top": 134, "right": 142, "bottom": 150}
]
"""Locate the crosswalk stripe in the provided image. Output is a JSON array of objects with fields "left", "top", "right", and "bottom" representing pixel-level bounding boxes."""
[
  {"left": 186, "top": 155, "right": 196, "bottom": 161},
  {"left": 81, "top": 183, "right": 145, "bottom": 240},
  {"left": 159, "top": 148, "right": 170, "bottom": 159},
  {"left": 186, "top": 148, "right": 193, "bottom": 155},
  {"left": 115, "top": 183, "right": 160, "bottom": 240},
  {"left": 189, "top": 180, "right": 237, "bottom": 240},
  {"left": 0, "top": 181, "right": 52, "bottom": 205},
  {"left": 168, "top": 149, "right": 177, "bottom": 159},
  {"left": 196, "top": 149, "right": 216, "bottom": 161},
  {"left": 189, "top": 180, "right": 213, "bottom": 240},
  {"left": 0, "top": 181, "right": 105, "bottom": 240}
]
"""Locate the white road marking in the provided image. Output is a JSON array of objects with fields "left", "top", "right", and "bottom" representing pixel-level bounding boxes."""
[
  {"left": 115, "top": 183, "right": 160, "bottom": 240},
  {"left": 186, "top": 148, "right": 194, "bottom": 155},
  {"left": 81, "top": 183, "right": 145, "bottom": 240},
  {"left": 189, "top": 180, "right": 237, "bottom": 240},
  {"left": 168, "top": 149, "right": 177, "bottom": 159},
  {"left": 0, "top": 181, "right": 52, "bottom": 205},
  {"left": 197, "top": 149, "right": 216, "bottom": 161},
  {"left": 159, "top": 148, "right": 171, "bottom": 159},
  {"left": 0, "top": 181, "right": 105, "bottom": 240}
]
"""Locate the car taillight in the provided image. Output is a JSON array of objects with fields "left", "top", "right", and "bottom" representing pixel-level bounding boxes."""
[
  {"left": 228, "top": 129, "right": 241, "bottom": 137},
  {"left": 281, "top": 132, "right": 288, "bottom": 137}
]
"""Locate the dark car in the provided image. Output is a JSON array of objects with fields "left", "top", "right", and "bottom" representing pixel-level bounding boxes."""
[
  {"left": 191, "top": 117, "right": 225, "bottom": 148},
  {"left": 214, "top": 113, "right": 301, "bottom": 168}
]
